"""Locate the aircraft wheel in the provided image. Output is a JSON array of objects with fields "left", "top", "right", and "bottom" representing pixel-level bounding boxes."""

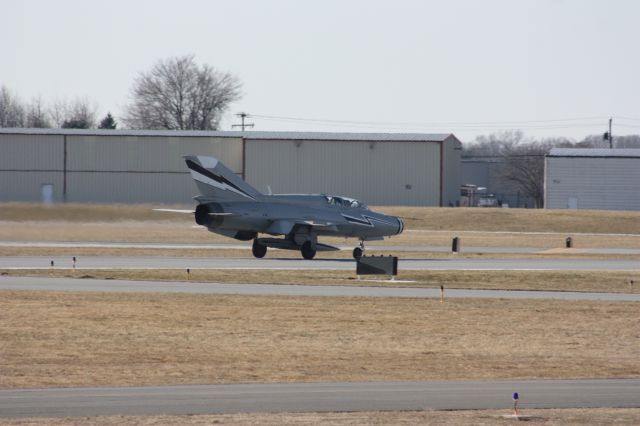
[
  {"left": 352, "top": 246, "right": 363, "bottom": 259},
  {"left": 252, "top": 240, "right": 267, "bottom": 258},
  {"left": 301, "top": 241, "right": 316, "bottom": 260}
]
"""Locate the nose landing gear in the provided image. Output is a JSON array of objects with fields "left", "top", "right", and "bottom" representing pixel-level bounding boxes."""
[{"left": 352, "top": 241, "right": 365, "bottom": 259}]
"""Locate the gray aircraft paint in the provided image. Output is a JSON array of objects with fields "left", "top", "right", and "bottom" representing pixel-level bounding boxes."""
[{"left": 182, "top": 155, "right": 403, "bottom": 259}]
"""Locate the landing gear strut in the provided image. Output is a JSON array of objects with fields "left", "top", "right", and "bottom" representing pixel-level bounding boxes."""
[
  {"left": 352, "top": 241, "right": 365, "bottom": 260},
  {"left": 301, "top": 241, "right": 316, "bottom": 260},
  {"left": 252, "top": 239, "right": 267, "bottom": 258}
]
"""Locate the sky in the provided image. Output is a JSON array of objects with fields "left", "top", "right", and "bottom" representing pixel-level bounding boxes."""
[{"left": 2, "top": 0, "right": 640, "bottom": 143}]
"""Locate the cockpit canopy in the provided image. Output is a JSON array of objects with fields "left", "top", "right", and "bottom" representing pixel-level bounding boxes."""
[{"left": 324, "top": 195, "right": 368, "bottom": 210}]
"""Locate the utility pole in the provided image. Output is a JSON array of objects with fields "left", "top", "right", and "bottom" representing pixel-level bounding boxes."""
[
  {"left": 603, "top": 117, "right": 613, "bottom": 149},
  {"left": 232, "top": 112, "right": 254, "bottom": 131}
]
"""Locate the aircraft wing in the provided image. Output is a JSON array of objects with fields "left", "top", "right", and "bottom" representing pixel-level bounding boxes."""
[
  {"left": 266, "top": 219, "right": 338, "bottom": 235},
  {"left": 153, "top": 208, "right": 194, "bottom": 214}
]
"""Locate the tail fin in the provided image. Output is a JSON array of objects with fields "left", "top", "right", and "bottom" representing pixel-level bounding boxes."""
[{"left": 184, "top": 155, "right": 262, "bottom": 202}]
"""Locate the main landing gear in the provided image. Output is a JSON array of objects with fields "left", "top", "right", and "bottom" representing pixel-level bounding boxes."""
[
  {"left": 301, "top": 241, "right": 316, "bottom": 260},
  {"left": 352, "top": 241, "right": 365, "bottom": 260},
  {"left": 252, "top": 239, "right": 267, "bottom": 258},
  {"left": 251, "top": 237, "right": 317, "bottom": 260}
]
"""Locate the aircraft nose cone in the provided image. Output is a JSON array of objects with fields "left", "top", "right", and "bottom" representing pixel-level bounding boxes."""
[{"left": 396, "top": 218, "right": 404, "bottom": 235}]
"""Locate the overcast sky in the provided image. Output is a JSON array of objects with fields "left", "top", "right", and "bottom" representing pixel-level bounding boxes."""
[{"left": 2, "top": 0, "right": 639, "bottom": 142}]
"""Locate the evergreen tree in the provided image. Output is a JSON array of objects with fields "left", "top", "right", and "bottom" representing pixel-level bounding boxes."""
[{"left": 98, "top": 112, "right": 117, "bottom": 129}]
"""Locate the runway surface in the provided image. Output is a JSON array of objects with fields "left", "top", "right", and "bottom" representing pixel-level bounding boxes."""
[
  {"left": 2, "top": 379, "right": 639, "bottom": 418},
  {"left": 1, "top": 255, "right": 639, "bottom": 271},
  {"left": 3, "top": 240, "right": 640, "bottom": 254},
  {"left": 2, "top": 276, "right": 640, "bottom": 301}
]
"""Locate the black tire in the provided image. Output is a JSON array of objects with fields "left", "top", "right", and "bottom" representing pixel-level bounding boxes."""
[
  {"left": 352, "top": 246, "right": 363, "bottom": 259},
  {"left": 301, "top": 241, "right": 316, "bottom": 260},
  {"left": 252, "top": 240, "right": 267, "bottom": 258}
]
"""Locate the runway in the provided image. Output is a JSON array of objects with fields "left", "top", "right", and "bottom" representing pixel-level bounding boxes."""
[
  {"left": 2, "top": 276, "right": 640, "bottom": 301},
  {"left": 1, "top": 255, "right": 639, "bottom": 271},
  {"left": 2, "top": 379, "right": 639, "bottom": 418}
]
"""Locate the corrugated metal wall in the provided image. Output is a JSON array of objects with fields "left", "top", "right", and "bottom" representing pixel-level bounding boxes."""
[
  {"left": 1, "top": 134, "right": 243, "bottom": 203},
  {"left": 2, "top": 131, "right": 461, "bottom": 206},
  {"left": 65, "top": 135, "right": 243, "bottom": 203},
  {"left": 0, "top": 134, "right": 65, "bottom": 202},
  {"left": 545, "top": 157, "right": 640, "bottom": 210},
  {"left": 441, "top": 135, "right": 461, "bottom": 207},
  {"left": 244, "top": 139, "right": 441, "bottom": 206}
]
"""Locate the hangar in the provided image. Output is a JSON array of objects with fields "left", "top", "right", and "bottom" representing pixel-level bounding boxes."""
[
  {"left": 545, "top": 148, "right": 640, "bottom": 211},
  {"left": 0, "top": 128, "right": 461, "bottom": 206}
]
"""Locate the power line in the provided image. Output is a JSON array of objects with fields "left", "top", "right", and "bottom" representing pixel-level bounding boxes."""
[
  {"left": 249, "top": 113, "right": 607, "bottom": 127},
  {"left": 246, "top": 113, "right": 610, "bottom": 131}
]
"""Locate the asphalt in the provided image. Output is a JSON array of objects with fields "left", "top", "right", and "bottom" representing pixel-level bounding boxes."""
[
  {"left": 2, "top": 276, "right": 640, "bottom": 301},
  {"left": 2, "top": 379, "right": 639, "bottom": 418},
  {"left": 1, "top": 255, "right": 639, "bottom": 271}
]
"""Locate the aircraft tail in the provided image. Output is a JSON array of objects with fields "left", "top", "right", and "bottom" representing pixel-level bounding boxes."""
[{"left": 184, "top": 155, "right": 262, "bottom": 202}]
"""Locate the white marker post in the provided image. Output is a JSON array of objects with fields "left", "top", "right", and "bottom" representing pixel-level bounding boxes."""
[{"left": 512, "top": 392, "right": 519, "bottom": 417}]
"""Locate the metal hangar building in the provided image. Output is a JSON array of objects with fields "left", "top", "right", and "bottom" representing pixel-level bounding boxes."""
[
  {"left": 0, "top": 128, "right": 462, "bottom": 206},
  {"left": 545, "top": 148, "right": 640, "bottom": 210}
]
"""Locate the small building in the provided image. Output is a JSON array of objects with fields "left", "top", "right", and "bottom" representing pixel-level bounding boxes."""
[
  {"left": 0, "top": 128, "right": 462, "bottom": 206},
  {"left": 545, "top": 148, "right": 640, "bottom": 210}
]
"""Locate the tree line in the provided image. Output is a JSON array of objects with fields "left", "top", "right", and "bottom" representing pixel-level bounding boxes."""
[
  {"left": 0, "top": 55, "right": 241, "bottom": 131},
  {"left": 463, "top": 130, "right": 640, "bottom": 208}
]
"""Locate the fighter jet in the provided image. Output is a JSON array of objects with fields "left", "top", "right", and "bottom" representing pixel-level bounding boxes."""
[{"left": 160, "top": 155, "right": 404, "bottom": 260}]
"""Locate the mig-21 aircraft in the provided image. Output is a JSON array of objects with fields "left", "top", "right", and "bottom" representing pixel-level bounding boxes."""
[{"left": 158, "top": 155, "right": 404, "bottom": 260}]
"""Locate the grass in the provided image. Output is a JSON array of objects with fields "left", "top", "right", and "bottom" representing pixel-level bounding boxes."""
[
  {"left": 381, "top": 206, "right": 640, "bottom": 234},
  {"left": 2, "top": 203, "right": 640, "bottom": 251},
  {"left": 2, "top": 203, "right": 640, "bottom": 234},
  {"left": 2, "top": 269, "right": 638, "bottom": 293},
  {"left": 3, "top": 408, "right": 640, "bottom": 425},
  {"left": 1, "top": 291, "right": 639, "bottom": 389}
]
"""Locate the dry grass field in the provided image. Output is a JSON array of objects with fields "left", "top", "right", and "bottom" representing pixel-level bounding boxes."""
[
  {"left": 1, "top": 204, "right": 640, "bottom": 251},
  {"left": 2, "top": 203, "right": 640, "bottom": 234},
  {"left": 2, "top": 269, "right": 638, "bottom": 293},
  {"left": 1, "top": 291, "right": 638, "bottom": 389},
  {"left": 3, "top": 408, "right": 640, "bottom": 425}
]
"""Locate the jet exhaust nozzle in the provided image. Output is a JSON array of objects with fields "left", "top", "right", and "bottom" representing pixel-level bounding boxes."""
[{"left": 195, "top": 203, "right": 224, "bottom": 227}]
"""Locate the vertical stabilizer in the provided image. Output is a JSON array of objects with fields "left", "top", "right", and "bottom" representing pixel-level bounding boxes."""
[{"left": 184, "top": 155, "right": 262, "bottom": 202}]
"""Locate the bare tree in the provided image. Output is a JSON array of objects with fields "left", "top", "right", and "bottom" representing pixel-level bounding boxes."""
[
  {"left": 465, "top": 132, "right": 577, "bottom": 208},
  {"left": 501, "top": 142, "right": 548, "bottom": 208},
  {"left": 581, "top": 133, "right": 640, "bottom": 148},
  {"left": 25, "top": 96, "right": 51, "bottom": 128},
  {"left": 463, "top": 130, "right": 526, "bottom": 157},
  {"left": 123, "top": 55, "right": 241, "bottom": 130},
  {"left": 52, "top": 97, "right": 98, "bottom": 128},
  {"left": 0, "top": 85, "right": 25, "bottom": 127}
]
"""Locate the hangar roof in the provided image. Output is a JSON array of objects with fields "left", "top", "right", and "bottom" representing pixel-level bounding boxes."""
[
  {"left": 548, "top": 148, "right": 640, "bottom": 158},
  {"left": 0, "top": 128, "right": 454, "bottom": 142}
]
